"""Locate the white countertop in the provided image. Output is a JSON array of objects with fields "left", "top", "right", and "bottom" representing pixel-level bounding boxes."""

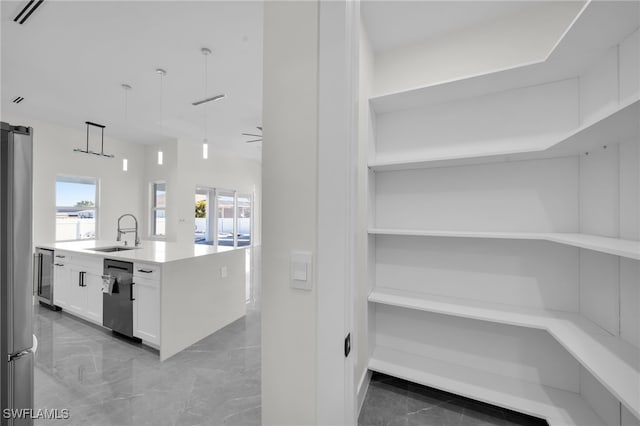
[{"left": 37, "top": 240, "right": 243, "bottom": 264}]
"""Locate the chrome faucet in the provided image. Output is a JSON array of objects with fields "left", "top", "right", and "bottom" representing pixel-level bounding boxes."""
[{"left": 116, "top": 214, "right": 140, "bottom": 246}]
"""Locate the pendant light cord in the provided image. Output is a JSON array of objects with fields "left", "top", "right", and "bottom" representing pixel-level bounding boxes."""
[
  {"left": 204, "top": 51, "right": 208, "bottom": 142},
  {"left": 159, "top": 72, "right": 164, "bottom": 127}
]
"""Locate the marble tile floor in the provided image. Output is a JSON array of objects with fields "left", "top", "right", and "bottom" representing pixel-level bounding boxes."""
[
  {"left": 358, "top": 373, "right": 548, "bottom": 426},
  {"left": 33, "top": 304, "right": 260, "bottom": 426},
  {"left": 33, "top": 249, "right": 262, "bottom": 426}
]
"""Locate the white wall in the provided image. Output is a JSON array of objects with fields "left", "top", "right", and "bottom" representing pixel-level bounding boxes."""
[
  {"left": 355, "top": 20, "right": 375, "bottom": 412},
  {"left": 144, "top": 139, "right": 178, "bottom": 241},
  {"left": 375, "top": 157, "right": 580, "bottom": 233},
  {"left": 376, "top": 236, "right": 579, "bottom": 312},
  {"left": 576, "top": 33, "right": 640, "bottom": 357},
  {"left": 2, "top": 113, "right": 147, "bottom": 247},
  {"left": 376, "top": 306, "right": 581, "bottom": 392},
  {"left": 374, "top": 78, "right": 579, "bottom": 161},
  {"left": 262, "top": 2, "right": 319, "bottom": 425},
  {"left": 373, "top": 1, "right": 583, "bottom": 96}
]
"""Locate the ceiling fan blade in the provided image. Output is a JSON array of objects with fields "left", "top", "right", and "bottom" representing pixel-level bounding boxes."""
[
  {"left": 256, "top": 126, "right": 262, "bottom": 131},
  {"left": 192, "top": 94, "right": 226, "bottom": 106},
  {"left": 245, "top": 139, "right": 262, "bottom": 143},
  {"left": 241, "top": 133, "right": 262, "bottom": 137}
]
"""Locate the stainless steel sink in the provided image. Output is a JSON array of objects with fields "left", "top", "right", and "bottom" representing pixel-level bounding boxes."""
[{"left": 88, "top": 246, "right": 137, "bottom": 253}]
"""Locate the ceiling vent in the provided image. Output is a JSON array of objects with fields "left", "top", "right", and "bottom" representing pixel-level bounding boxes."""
[
  {"left": 12, "top": 97, "right": 24, "bottom": 104},
  {"left": 13, "top": 0, "right": 45, "bottom": 25}
]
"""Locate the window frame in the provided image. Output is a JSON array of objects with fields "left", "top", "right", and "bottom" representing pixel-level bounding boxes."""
[
  {"left": 55, "top": 175, "right": 99, "bottom": 242},
  {"left": 150, "top": 181, "right": 167, "bottom": 239}
]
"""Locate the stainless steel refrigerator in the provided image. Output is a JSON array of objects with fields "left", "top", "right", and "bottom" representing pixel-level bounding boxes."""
[{"left": 0, "top": 122, "right": 34, "bottom": 426}]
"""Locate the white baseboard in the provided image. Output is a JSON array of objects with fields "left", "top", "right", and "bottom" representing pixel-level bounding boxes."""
[{"left": 356, "top": 369, "right": 372, "bottom": 417}]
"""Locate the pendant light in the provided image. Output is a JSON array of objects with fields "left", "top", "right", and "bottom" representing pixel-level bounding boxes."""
[
  {"left": 73, "top": 121, "right": 114, "bottom": 158},
  {"left": 156, "top": 68, "right": 166, "bottom": 165},
  {"left": 201, "top": 47, "right": 211, "bottom": 160}
]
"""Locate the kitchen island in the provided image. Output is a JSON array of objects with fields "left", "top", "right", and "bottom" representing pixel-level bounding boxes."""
[{"left": 37, "top": 240, "right": 247, "bottom": 361}]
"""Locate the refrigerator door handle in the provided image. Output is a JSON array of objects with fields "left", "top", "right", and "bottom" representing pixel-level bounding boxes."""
[
  {"left": 38, "top": 253, "right": 43, "bottom": 294},
  {"left": 130, "top": 281, "right": 135, "bottom": 301},
  {"left": 33, "top": 253, "right": 39, "bottom": 296}
]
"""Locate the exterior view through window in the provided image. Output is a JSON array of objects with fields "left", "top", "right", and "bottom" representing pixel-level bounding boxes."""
[
  {"left": 194, "top": 188, "right": 252, "bottom": 248},
  {"left": 236, "top": 194, "right": 251, "bottom": 247},
  {"left": 216, "top": 190, "right": 236, "bottom": 247},
  {"left": 151, "top": 182, "right": 166, "bottom": 237},
  {"left": 55, "top": 176, "right": 98, "bottom": 241}
]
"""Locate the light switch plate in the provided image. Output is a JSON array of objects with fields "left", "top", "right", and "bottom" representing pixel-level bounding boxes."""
[
  {"left": 220, "top": 266, "right": 228, "bottom": 279},
  {"left": 290, "top": 251, "right": 312, "bottom": 290}
]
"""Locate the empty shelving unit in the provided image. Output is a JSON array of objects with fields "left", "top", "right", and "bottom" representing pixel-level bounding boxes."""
[{"left": 361, "top": 1, "right": 640, "bottom": 425}]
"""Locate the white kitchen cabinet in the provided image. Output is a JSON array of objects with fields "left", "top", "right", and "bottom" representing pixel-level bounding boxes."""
[
  {"left": 84, "top": 271, "right": 103, "bottom": 324},
  {"left": 52, "top": 262, "right": 70, "bottom": 309},
  {"left": 133, "top": 276, "right": 160, "bottom": 346},
  {"left": 66, "top": 265, "right": 87, "bottom": 316},
  {"left": 55, "top": 252, "right": 103, "bottom": 325}
]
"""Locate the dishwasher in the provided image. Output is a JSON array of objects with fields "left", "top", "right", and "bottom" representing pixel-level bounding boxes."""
[{"left": 102, "top": 259, "right": 140, "bottom": 341}]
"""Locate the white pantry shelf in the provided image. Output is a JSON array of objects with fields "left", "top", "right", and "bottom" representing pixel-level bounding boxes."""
[
  {"left": 369, "top": 346, "right": 604, "bottom": 426},
  {"left": 369, "top": 288, "right": 640, "bottom": 419},
  {"left": 369, "top": 1, "right": 638, "bottom": 114},
  {"left": 368, "top": 229, "right": 640, "bottom": 260},
  {"left": 368, "top": 96, "right": 640, "bottom": 172}
]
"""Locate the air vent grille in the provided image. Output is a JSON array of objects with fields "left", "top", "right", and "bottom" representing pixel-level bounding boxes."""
[
  {"left": 12, "top": 97, "right": 24, "bottom": 104},
  {"left": 14, "top": 0, "right": 44, "bottom": 25}
]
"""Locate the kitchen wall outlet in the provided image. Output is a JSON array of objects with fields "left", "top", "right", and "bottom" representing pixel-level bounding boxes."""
[
  {"left": 290, "top": 251, "right": 312, "bottom": 290},
  {"left": 220, "top": 266, "right": 228, "bottom": 279}
]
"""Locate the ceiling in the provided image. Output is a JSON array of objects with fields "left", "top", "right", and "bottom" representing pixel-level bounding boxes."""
[
  {"left": 1, "top": 1, "right": 263, "bottom": 160},
  {"left": 361, "top": 1, "right": 542, "bottom": 53}
]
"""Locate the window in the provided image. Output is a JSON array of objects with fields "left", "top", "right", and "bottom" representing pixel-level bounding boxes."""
[
  {"left": 55, "top": 176, "right": 98, "bottom": 241},
  {"left": 236, "top": 194, "right": 252, "bottom": 247},
  {"left": 193, "top": 188, "right": 253, "bottom": 249},
  {"left": 151, "top": 182, "right": 166, "bottom": 237}
]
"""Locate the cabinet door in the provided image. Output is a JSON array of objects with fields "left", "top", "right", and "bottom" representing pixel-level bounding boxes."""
[
  {"left": 67, "top": 266, "right": 87, "bottom": 316},
  {"left": 85, "top": 272, "right": 103, "bottom": 324},
  {"left": 53, "top": 263, "right": 70, "bottom": 308},
  {"left": 133, "top": 277, "right": 160, "bottom": 345}
]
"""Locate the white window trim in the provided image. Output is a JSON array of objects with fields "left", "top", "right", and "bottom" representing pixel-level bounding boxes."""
[{"left": 150, "top": 181, "right": 167, "bottom": 240}]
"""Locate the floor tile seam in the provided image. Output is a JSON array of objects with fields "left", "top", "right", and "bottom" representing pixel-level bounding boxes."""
[
  {"left": 404, "top": 398, "right": 453, "bottom": 417},
  {"left": 219, "top": 403, "right": 261, "bottom": 423}
]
